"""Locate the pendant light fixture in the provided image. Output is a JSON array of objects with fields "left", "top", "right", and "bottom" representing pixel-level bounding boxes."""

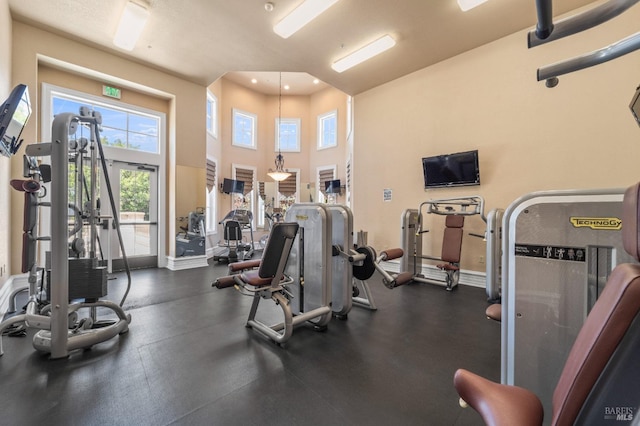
[{"left": 267, "top": 72, "right": 292, "bottom": 182}]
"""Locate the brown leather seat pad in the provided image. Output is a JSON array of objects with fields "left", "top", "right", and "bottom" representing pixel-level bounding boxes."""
[{"left": 240, "top": 269, "right": 274, "bottom": 287}]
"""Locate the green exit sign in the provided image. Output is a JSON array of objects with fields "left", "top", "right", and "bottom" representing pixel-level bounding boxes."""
[{"left": 102, "top": 85, "right": 121, "bottom": 99}]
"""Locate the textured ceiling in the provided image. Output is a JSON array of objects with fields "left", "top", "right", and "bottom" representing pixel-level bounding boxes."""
[{"left": 8, "top": 0, "right": 598, "bottom": 95}]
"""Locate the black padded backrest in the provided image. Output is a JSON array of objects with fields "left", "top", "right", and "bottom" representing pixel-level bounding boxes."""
[
  {"left": 22, "top": 233, "right": 36, "bottom": 273},
  {"left": 224, "top": 220, "right": 242, "bottom": 241},
  {"left": 258, "top": 222, "right": 299, "bottom": 279}
]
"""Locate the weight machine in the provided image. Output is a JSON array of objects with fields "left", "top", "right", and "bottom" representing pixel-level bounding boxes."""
[
  {"left": 0, "top": 102, "right": 131, "bottom": 359},
  {"left": 401, "top": 196, "right": 502, "bottom": 294},
  {"left": 214, "top": 204, "right": 368, "bottom": 343}
]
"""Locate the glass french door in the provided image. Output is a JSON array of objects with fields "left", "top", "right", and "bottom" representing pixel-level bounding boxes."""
[{"left": 101, "top": 161, "right": 158, "bottom": 270}]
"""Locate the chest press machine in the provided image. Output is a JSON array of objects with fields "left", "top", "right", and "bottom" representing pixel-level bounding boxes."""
[{"left": 399, "top": 196, "right": 487, "bottom": 291}]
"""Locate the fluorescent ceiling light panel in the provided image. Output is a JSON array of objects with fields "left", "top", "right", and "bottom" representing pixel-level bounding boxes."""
[
  {"left": 113, "top": 2, "right": 150, "bottom": 50},
  {"left": 331, "top": 35, "right": 396, "bottom": 73},
  {"left": 457, "top": 0, "right": 488, "bottom": 12},
  {"left": 273, "top": 0, "right": 339, "bottom": 39}
]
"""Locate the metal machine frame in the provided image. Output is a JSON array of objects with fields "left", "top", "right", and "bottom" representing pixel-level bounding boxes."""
[
  {"left": 500, "top": 187, "right": 632, "bottom": 416},
  {"left": 402, "top": 196, "right": 486, "bottom": 290},
  {"left": 400, "top": 197, "right": 502, "bottom": 296},
  {"left": 213, "top": 209, "right": 255, "bottom": 262},
  {"left": 0, "top": 111, "right": 131, "bottom": 359}
]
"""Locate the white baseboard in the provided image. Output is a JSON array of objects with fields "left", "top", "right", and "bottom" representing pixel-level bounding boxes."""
[
  {"left": 166, "top": 255, "right": 208, "bottom": 271},
  {"left": 381, "top": 260, "right": 486, "bottom": 288},
  {"left": 0, "top": 274, "right": 29, "bottom": 316}
]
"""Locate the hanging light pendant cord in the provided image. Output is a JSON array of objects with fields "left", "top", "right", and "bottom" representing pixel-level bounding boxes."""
[{"left": 268, "top": 72, "right": 291, "bottom": 181}]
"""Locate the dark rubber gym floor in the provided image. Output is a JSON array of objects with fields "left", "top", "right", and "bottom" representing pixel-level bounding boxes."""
[{"left": 0, "top": 262, "right": 500, "bottom": 425}]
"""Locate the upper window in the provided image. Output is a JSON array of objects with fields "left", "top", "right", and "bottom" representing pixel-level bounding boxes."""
[
  {"left": 232, "top": 108, "right": 257, "bottom": 149},
  {"left": 51, "top": 94, "right": 160, "bottom": 154},
  {"left": 206, "top": 92, "right": 218, "bottom": 138},
  {"left": 317, "top": 110, "right": 337, "bottom": 149},
  {"left": 276, "top": 118, "right": 301, "bottom": 152}
]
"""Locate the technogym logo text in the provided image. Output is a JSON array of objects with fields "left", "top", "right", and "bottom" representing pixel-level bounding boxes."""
[
  {"left": 604, "top": 406, "right": 634, "bottom": 421},
  {"left": 570, "top": 217, "right": 622, "bottom": 230}
]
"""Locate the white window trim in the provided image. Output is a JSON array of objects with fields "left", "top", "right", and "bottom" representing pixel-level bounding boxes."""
[
  {"left": 232, "top": 108, "right": 257, "bottom": 149},
  {"left": 346, "top": 96, "right": 353, "bottom": 143},
  {"left": 205, "top": 156, "right": 218, "bottom": 235},
  {"left": 41, "top": 82, "right": 167, "bottom": 268},
  {"left": 42, "top": 83, "right": 164, "bottom": 166},
  {"left": 206, "top": 91, "right": 218, "bottom": 139},
  {"left": 317, "top": 109, "right": 338, "bottom": 150},
  {"left": 275, "top": 117, "right": 301, "bottom": 152}
]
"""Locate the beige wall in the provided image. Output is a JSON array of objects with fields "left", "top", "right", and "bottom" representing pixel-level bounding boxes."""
[
  {"left": 0, "top": 1, "right": 11, "bottom": 287},
  {"left": 10, "top": 21, "right": 207, "bottom": 270},
  {"left": 353, "top": 5, "right": 640, "bottom": 272},
  {"left": 216, "top": 78, "right": 348, "bottom": 216},
  {"left": 310, "top": 86, "right": 349, "bottom": 203},
  {"left": 37, "top": 65, "right": 171, "bottom": 135},
  {"left": 9, "top": 3, "right": 637, "bottom": 279},
  {"left": 206, "top": 78, "right": 222, "bottom": 162}
]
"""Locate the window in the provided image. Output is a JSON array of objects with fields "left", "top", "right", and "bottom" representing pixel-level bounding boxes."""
[
  {"left": 317, "top": 110, "right": 337, "bottom": 149},
  {"left": 206, "top": 92, "right": 218, "bottom": 138},
  {"left": 233, "top": 165, "right": 256, "bottom": 228},
  {"left": 276, "top": 118, "right": 300, "bottom": 152},
  {"left": 317, "top": 166, "right": 336, "bottom": 203},
  {"left": 277, "top": 170, "right": 299, "bottom": 211},
  {"left": 51, "top": 94, "right": 160, "bottom": 154},
  {"left": 41, "top": 83, "right": 166, "bottom": 268},
  {"left": 205, "top": 158, "right": 217, "bottom": 234},
  {"left": 232, "top": 108, "right": 257, "bottom": 149}
]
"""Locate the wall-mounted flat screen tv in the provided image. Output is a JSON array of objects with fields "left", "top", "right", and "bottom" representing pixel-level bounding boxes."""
[
  {"left": 0, "top": 84, "right": 31, "bottom": 157},
  {"left": 325, "top": 179, "right": 341, "bottom": 194},
  {"left": 630, "top": 85, "right": 640, "bottom": 128},
  {"left": 222, "top": 178, "right": 245, "bottom": 194},
  {"left": 422, "top": 150, "right": 480, "bottom": 189}
]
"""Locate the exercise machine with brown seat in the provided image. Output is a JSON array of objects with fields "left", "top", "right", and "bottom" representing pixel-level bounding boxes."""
[
  {"left": 401, "top": 196, "right": 489, "bottom": 291},
  {"left": 454, "top": 181, "right": 640, "bottom": 425},
  {"left": 225, "top": 222, "right": 314, "bottom": 345}
]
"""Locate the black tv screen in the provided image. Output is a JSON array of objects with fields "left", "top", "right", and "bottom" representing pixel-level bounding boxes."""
[
  {"left": 222, "top": 178, "right": 245, "bottom": 194},
  {"left": 0, "top": 84, "right": 31, "bottom": 157},
  {"left": 325, "top": 179, "right": 341, "bottom": 194},
  {"left": 630, "top": 84, "right": 640, "bottom": 128},
  {"left": 422, "top": 150, "right": 480, "bottom": 189}
]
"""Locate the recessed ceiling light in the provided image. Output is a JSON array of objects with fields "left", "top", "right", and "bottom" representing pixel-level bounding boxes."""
[
  {"left": 331, "top": 35, "right": 396, "bottom": 73},
  {"left": 273, "top": 0, "right": 339, "bottom": 39},
  {"left": 284, "top": 85, "right": 290, "bottom": 90},
  {"left": 113, "top": 1, "right": 150, "bottom": 51},
  {"left": 251, "top": 78, "right": 258, "bottom": 84},
  {"left": 313, "top": 78, "right": 320, "bottom": 84},
  {"left": 457, "top": 0, "right": 488, "bottom": 12}
]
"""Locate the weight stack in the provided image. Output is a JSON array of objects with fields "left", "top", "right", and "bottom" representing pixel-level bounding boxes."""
[{"left": 46, "top": 255, "right": 108, "bottom": 300}]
